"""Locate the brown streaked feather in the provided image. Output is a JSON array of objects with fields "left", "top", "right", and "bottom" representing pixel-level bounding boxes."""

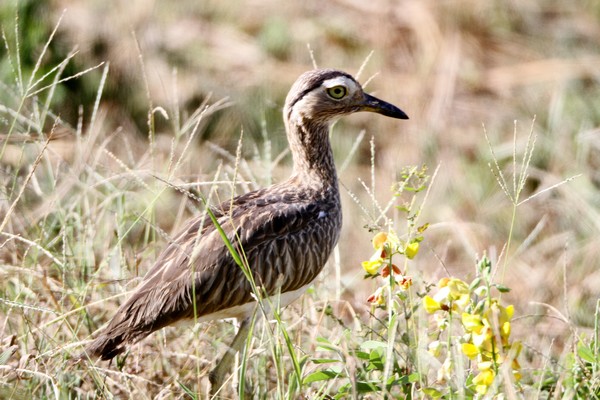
[{"left": 86, "top": 182, "right": 341, "bottom": 359}]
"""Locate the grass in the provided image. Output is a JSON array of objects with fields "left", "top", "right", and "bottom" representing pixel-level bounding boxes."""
[{"left": 1, "top": 0, "right": 600, "bottom": 398}]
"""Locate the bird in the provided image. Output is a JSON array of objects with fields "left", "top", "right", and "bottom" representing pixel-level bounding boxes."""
[{"left": 84, "top": 68, "right": 408, "bottom": 393}]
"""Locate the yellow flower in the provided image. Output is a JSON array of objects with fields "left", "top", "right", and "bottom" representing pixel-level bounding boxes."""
[
  {"left": 506, "top": 304, "right": 514, "bottom": 319},
  {"left": 483, "top": 301, "right": 515, "bottom": 344},
  {"left": 405, "top": 241, "right": 419, "bottom": 259},
  {"left": 513, "top": 370, "right": 522, "bottom": 382},
  {"left": 437, "top": 277, "right": 450, "bottom": 288},
  {"left": 475, "top": 384, "right": 488, "bottom": 395},
  {"left": 397, "top": 275, "right": 413, "bottom": 290},
  {"left": 363, "top": 231, "right": 399, "bottom": 275},
  {"left": 462, "top": 313, "right": 484, "bottom": 333},
  {"left": 447, "top": 278, "right": 468, "bottom": 294},
  {"left": 362, "top": 259, "right": 383, "bottom": 275},
  {"left": 424, "top": 295, "right": 441, "bottom": 313},
  {"left": 431, "top": 278, "right": 471, "bottom": 312},
  {"left": 472, "top": 326, "right": 494, "bottom": 353},
  {"left": 447, "top": 278, "right": 470, "bottom": 308},
  {"left": 487, "top": 301, "right": 512, "bottom": 326},
  {"left": 433, "top": 286, "right": 451, "bottom": 304},
  {"left": 367, "top": 287, "right": 386, "bottom": 305},
  {"left": 478, "top": 361, "right": 493, "bottom": 371},
  {"left": 472, "top": 366, "right": 495, "bottom": 395},
  {"left": 512, "top": 358, "right": 522, "bottom": 374},
  {"left": 372, "top": 232, "right": 388, "bottom": 249},
  {"left": 461, "top": 343, "right": 479, "bottom": 359},
  {"left": 501, "top": 321, "right": 511, "bottom": 340}
]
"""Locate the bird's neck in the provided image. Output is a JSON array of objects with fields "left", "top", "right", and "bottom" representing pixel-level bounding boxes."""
[{"left": 286, "top": 119, "right": 339, "bottom": 192}]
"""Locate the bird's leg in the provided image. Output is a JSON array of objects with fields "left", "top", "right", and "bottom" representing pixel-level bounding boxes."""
[{"left": 209, "top": 318, "right": 252, "bottom": 397}]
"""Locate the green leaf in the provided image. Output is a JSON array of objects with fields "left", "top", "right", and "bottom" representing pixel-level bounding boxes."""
[
  {"left": 203, "top": 202, "right": 244, "bottom": 268},
  {"left": 395, "top": 205, "right": 410, "bottom": 213},
  {"left": 177, "top": 380, "right": 197, "bottom": 399},
  {"left": 495, "top": 284, "right": 511, "bottom": 293},
  {"left": 368, "top": 350, "right": 384, "bottom": 371},
  {"left": 422, "top": 387, "right": 443, "bottom": 398},
  {"left": 316, "top": 343, "right": 339, "bottom": 352},
  {"left": 316, "top": 336, "right": 332, "bottom": 343},
  {"left": 316, "top": 337, "right": 340, "bottom": 352},
  {"left": 417, "top": 223, "right": 429, "bottom": 233},
  {"left": 287, "top": 369, "right": 300, "bottom": 398},
  {"left": 298, "top": 354, "right": 311, "bottom": 369},
  {"left": 469, "top": 277, "right": 482, "bottom": 291},
  {"left": 352, "top": 350, "right": 371, "bottom": 360},
  {"left": 360, "top": 340, "right": 388, "bottom": 351},
  {"left": 303, "top": 369, "right": 342, "bottom": 384},
  {"left": 578, "top": 343, "right": 596, "bottom": 363},
  {"left": 408, "top": 372, "right": 421, "bottom": 383},
  {"left": 474, "top": 298, "right": 487, "bottom": 313},
  {"left": 311, "top": 358, "right": 341, "bottom": 364},
  {"left": 564, "top": 351, "right": 576, "bottom": 369},
  {"left": 355, "top": 381, "right": 381, "bottom": 393},
  {"left": 334, "top": 383, "right": 351, "bottom": 399}
]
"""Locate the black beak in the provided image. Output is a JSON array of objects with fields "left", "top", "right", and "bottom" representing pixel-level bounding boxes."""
[{"left": 361, "top": 93, "right": 409, "bottom": 120}]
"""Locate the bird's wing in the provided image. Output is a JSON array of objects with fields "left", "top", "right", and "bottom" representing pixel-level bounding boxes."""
[
  {"left": 92, "top": 189, "right": 335, "bottom": 355},
  {"left": 135, "top": 190, "right": 326, "bottom": 315}
]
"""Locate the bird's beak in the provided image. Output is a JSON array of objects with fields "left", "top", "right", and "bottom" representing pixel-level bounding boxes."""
[{"left": 361, "top": 93, "right": 409, "bottom": 120}]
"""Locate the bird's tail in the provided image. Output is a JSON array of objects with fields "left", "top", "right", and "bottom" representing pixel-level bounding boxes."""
[
  {"left": 81, "top": 285, "right": 179, "bottom": 361},
  {"left": 82, "top": 300, "right": 156, "bottom": 361},
  {"left": 84, "top": 329, "right": 129, "bottom": 360}
]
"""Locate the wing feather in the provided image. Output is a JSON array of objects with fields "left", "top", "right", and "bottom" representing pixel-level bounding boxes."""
[{"left": 87, "top": 186, "right": 340, "bottom": 359}]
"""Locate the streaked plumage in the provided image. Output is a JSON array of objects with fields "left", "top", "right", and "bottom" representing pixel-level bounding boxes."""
[{"left": 85, "top": 69, "right": 408, "bottom": 381}]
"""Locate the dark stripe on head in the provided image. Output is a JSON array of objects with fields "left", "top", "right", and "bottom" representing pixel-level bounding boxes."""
[{"left": 286, "top": 69, "right": 356, "bottom": 118}]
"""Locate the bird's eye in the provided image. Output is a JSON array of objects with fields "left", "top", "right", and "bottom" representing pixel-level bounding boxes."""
[{"left": 326, "top": 85, "right": 347, "bottom": 100}]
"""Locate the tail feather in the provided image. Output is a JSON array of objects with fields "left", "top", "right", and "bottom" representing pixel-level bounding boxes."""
[
  {"left": 85, "top": 330, "right": 129, "bottom": 360},
  {"left": 83, "top": 287, "right": 180, "bottom": 360},
  {"left": 84, "top": 309, "right": 148, "bottom": 360}
]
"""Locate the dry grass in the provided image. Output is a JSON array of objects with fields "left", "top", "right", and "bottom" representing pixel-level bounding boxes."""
[{"left": 1, "top": 0, "right": 600, "bottom": 398}]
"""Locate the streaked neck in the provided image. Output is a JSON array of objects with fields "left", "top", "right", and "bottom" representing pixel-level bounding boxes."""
[{"left": 285, "top": 118, "right": 338, "bottom": 191}]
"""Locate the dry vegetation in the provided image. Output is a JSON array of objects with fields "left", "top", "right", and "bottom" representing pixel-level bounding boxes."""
[{"left": 1, "top": 0, "right": 600, "bottom": 398}]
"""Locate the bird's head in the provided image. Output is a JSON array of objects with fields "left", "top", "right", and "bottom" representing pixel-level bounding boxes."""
[{"left": 284, "top": 69, "right": 408, "bottom": 125}]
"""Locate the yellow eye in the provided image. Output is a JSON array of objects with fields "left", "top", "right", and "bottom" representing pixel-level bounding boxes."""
[{"left": 326, "top": 85, "right": 347, "bottom": 99}]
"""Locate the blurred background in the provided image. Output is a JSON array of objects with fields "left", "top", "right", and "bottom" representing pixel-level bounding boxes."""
[{"left": 2, "top": 0, "right": 600, "bottom": 385}]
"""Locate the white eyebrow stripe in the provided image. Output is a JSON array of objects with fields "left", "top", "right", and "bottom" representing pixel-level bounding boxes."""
[{"left": 322, "top": 76, "right": 358, "bottom": 91}]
